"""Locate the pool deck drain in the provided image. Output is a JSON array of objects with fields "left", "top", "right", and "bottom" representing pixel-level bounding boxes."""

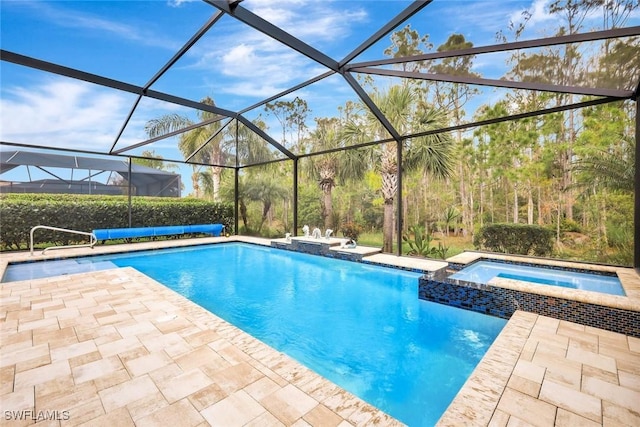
[{"left": 1, "top": 237, "right": 639, "bottom": 426}]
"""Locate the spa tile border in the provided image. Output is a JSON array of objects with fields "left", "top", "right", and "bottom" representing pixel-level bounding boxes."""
[{"left": 420, "top": 276, "right": 640, "bottom": 337}]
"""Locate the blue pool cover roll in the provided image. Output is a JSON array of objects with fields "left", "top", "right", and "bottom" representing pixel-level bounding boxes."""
[
  {"left": 92, "top": 229, "right": 110, "bottom": 240},
  {"left": 92, "top": 224, "right": 225, "bottom": 240},
  {"left": 185, "top": 224, "right": 224, "bottom": 236},
  {"left": 153, "top": 226, "right": 185, "bottom": 236}
]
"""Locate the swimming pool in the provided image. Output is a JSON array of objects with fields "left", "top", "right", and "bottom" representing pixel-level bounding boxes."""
[
  {"left": 449, "top": 260, "right": 625, "bottom": 296},
  {"left": 3, "top": 243, "right": 506, "bottom": 426}
]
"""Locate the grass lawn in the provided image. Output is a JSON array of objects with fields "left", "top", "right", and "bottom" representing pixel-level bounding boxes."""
[{"left": 357, "top": 232, "right": 474, "bottom": 259}]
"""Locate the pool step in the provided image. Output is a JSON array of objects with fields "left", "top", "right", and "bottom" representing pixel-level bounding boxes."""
[{"left": 2, "top": 259, "right": 119, "bottom": 283}]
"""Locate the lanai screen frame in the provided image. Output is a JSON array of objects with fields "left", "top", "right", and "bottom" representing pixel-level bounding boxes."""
[{"left": 1, "top": 0, "right": 639, "bottom": 267}]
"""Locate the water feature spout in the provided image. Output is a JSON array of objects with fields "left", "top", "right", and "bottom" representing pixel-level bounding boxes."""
[
  {"left": 312, "top": 227, "right": 321, "bottom": 239},
  {"left": 341, "top": 238, "right": 357, "bottom": 249}
]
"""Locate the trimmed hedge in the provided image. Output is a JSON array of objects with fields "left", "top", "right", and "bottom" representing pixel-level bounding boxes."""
[
  {"left": 473, "top": 223, "right": 554, "bottom": 256},
  {"left": 0, "top": 194, "right": 234, "bottom": 250}
]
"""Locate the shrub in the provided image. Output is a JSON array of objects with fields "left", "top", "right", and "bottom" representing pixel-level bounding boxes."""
[
  {"left": 473, "top": 223, "right": 554, "bottom": 256},
  {"left": 341, "top": 222, "right": 363, "bottom": 240},
  {"left": 560, "top": 218, "right": 581, "bottom": 233},
  {"left": 402, "top": 224, "right": 449, "bottom": 259},
  {"left": 402, "top": 224, "right": 434, "bottom": 257},
  {"left": 0, "top": 194, "right": 234, "bottom": 250}
]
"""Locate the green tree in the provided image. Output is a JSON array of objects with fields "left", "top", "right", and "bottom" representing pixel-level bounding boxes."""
[
  {"left": 229, "top": 118, "right": 282, "bottom": 232},
  {"left": 573, "top": 102, "right": 635, "bottom": 249},
  {"left": 344, "top": 85, "right": 453, "bottom": 252},
  {"left": 442, "top": 206, "right": 460, "bottom": 237},
  {"left": 513, "top": 0, "right": 601, "bottom": 222},
  {"left": 244, "top": 171, "right": 289, "bottom": 233},
  {"left": 574, "top": 103, "right": 635, "bottom": 193},
  {"left": 145, "top": 97, "right": 227, "bottom": 201},
  {"left": 306, "top": 117, "right": 367, "bottom": 230},
  {"left": 430, "top": 34, "right": 480, "bottom": 236},
  {"left": 133, "top": 150, "right": 178, "bottom": 171},
  {"left": 234, "top": 118, "right": 275, "bottom": 166},
  {"left": 264, "top": 97, "right": 310, "bottom": 152},
  {"left": 383, "top": 24, "right": 432, "bottom": 73}
]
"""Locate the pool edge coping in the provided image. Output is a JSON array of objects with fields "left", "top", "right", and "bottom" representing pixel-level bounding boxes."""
[{"left": 436, "top": 310, "right": 536, "bottom": 426}]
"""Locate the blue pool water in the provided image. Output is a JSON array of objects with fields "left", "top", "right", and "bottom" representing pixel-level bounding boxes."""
[
  {"left": 449, "top": 260, "right": 625, "bottom": 296},
  {"left": 4, "top": 243, "right": 506, "bottom": 425}
]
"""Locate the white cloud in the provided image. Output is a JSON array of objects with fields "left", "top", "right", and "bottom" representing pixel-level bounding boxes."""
[
  {"left": 187, "top": 27, "right": 322, "bottom": 101},
  {"left": 167, "top": 0, "right": 199, "bottom": 7},
  {"left": 295, "top": 8, "right": 368, "bottom": 41},
  {"left": 248, "top": 5, "right": 297, "bottom": 27},
  {"left": 508, "top": 0, "right": 557, "bottom": 30},
  {"left": 220, "top": 40, "right": 306, "bottom": 80},
  {"left": 431, "top": 2, "right": 524, "bottom": 46},
  {"left": 0, "top": 77, "right": 201, "bottom": 160},
  {"left": 182, "top": 0, "right": 370, "bottom": 103},
  {"left": 246, "top": 0, "right": 368, "bottom": 42},
  {"left": 0, "top": 78, "right": 133, "bottom": 150},
  {"left": 470, "top": 51, "right": 512, "bottom": 77},
  {"left": 221, "top": 44, "right": 258, "bottom": 71}
]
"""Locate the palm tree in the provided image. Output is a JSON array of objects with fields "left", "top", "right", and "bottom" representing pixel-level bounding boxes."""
[
  {"left": 574, "top": 143, "right": 635, "bottom": 192},
  {"left": 306, "top": 117, "right": 367, "bottom": 230},
  {"left": 442, "top": 206, "right": 460, "bottom": 237},
  {"left": 573, "top": 102, "right": 635, "bottom": 194},
  {"left": 235, "top": 118, "right": 275, "bottom": 167},
  {"left": 145, "top": 97, "right": 227, "bottom": 200},
  {"left": 133, "top": 149, "right": 178, "bottom": 172},
  {"left": 345, "top": 84, "right": 454, "bottom": 252},
  {"left": 218, "top": 118, "right": 284, "bottom": 234},
  {"left": 244, "top": 171, "right": 289, "bottom": 233}
]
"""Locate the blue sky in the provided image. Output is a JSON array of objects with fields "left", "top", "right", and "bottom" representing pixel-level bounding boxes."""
[{"left": 1, "top": 0, "right": 637, "bottom": 191}]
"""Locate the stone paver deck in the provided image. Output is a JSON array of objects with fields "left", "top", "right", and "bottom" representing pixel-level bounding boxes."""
[{"left": 1, "top": 238, "right": 639, "bottom": 426}]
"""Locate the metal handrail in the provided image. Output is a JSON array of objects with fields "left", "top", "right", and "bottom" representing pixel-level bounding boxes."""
[{"left": 30, "top": 225, "right": 97, "bottom": 256}]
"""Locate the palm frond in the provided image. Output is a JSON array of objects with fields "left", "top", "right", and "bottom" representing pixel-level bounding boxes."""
[
  {"left": 144, "top": 114, "right": 192, "bottom": 138},
  {"left": 572, "top": 142, "right": 635, "bottom": 193}
]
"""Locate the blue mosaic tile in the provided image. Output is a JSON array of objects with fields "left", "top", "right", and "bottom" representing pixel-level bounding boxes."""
[{"left": 419, "top": 276, "right": 640, "bottom": 338}]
